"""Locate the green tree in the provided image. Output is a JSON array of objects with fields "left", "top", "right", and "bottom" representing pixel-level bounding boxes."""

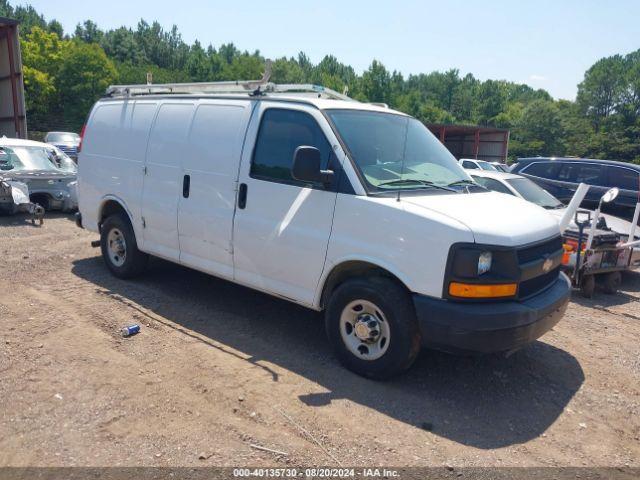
[
  {"left": 74, "top": 20, "right": 103, "bottom": 44},
  {"left": 360, "top": 60, "right": 391, "bottom": 103},
  {"left": 101, "top": 27, "right": 146, "bottom": 64},
  {"left": 185, "top": 40, "right": 210, "bottom": 81},
  {"left": 510, "top": 100, "right": 564, "bottom": 157},
  {"left": 577, "top": 55, "right": 626, "bottom": 130},
  {"left": 56, "top": 42, "right": 117, "bottom": 128},
  {"left": 22, "top": 65, "right": 56, "bottom": 127},
  {"left": 475, "top": 80, "right": 508, "bottom": 125},
  {"left": 47, "top": 19, "right": 64, "bottom": 38},
  {"left": 20, "top": 26, "right": 65, "bottom": 75}
]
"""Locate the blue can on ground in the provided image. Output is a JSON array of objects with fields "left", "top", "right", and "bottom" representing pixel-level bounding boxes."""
[{"left": 121, "top": 324, "right": 140, "bottom": 337}]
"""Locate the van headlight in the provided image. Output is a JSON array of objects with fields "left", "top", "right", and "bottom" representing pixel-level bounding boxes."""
[
  {"left": 445, "top": 244, "right": 519, "bottom": 299},
  {"left": 478, "top": 251, "right": 492, "bottom": 275}
]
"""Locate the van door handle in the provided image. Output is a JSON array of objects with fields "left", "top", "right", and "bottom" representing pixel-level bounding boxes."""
[
  {"left": 238, "top": 183, "right": 247, "bottom": 209},
  {"left": 183, "top": 175, "right": 190, "bottom": 198}
]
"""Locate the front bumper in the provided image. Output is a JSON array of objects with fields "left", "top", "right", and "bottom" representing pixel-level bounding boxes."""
[{"left": 413, "top": 273, "right": 571, "bottom": 354}]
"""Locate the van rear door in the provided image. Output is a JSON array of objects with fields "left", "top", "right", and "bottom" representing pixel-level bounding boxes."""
[
  {"left": 232, "top": 102, "right": 339, "bottom": 305},
  {"left": 177, "top": 100, "right": 254, "bottom": 278}
]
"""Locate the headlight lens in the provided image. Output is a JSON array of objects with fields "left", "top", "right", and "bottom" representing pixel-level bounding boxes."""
[
  {"left": 446, "top": 244, "right": 520, "bottom": 299},
  {"left": 478, "top": 251, "right": 492, "bottom": 275}
]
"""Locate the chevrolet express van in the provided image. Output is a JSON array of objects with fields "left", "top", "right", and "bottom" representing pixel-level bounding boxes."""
[{"left": 77, "top": 81, "right": 571, "bottom": 379}]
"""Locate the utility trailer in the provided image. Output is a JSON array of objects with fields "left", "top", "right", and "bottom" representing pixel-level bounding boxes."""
[
  {"left": 0, "top": 17, "right": 26, "bottom": 139},
  {"left": 560, "top": 187, "right": 640, "bottom": 297}
]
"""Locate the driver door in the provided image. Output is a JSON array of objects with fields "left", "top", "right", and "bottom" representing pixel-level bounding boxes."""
[{"left": 232, "top": 103, "right": 339, "bottom": 305}]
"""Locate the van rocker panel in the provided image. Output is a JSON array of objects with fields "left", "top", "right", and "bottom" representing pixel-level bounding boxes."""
[{"left": 413, "top": 273, "right": 570, "bottom": 353}]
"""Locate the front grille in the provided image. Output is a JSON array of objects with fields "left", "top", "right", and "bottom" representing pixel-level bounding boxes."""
[
  {"left": 517, "top": 235, "right": 563, "bottom": 264},
  {"left": 516, "top": 235, "right": 563, "bottom": 299},
  {"left": 519, "top": 267, "right": 560, "bottom": 299}
]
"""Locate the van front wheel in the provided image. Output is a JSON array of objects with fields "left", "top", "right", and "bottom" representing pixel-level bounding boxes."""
[
  {"left": 325, "top": 277, "right": 421, "bottom": 379},
  {"left": 100, "top": 213, "right": 148, "bottom": 279}
]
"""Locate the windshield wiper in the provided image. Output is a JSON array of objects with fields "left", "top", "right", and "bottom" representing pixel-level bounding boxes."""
[
  {"left": 377, "top": 179, "right": 456, "bottom": 192},
  {"left": 446, "top": 179, "right": 486, "bottom": 192},
  {"left": 447, "top": 179, "right": 482, "bottom": 188}
]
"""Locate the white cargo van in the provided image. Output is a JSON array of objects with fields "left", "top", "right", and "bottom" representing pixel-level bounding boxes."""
[{"left": 77, "top": 80, "right": 570, "bottom": 379}]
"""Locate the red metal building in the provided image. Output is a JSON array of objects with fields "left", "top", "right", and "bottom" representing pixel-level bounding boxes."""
[
  {"left": 0, "top": 16, "right": 26, "bottom": 138},
  {"left": 427, "top": 124, "right": 510, "bottom": 164}
]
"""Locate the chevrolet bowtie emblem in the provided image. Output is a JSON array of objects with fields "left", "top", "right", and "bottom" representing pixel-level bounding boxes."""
[{"left": 542, "top": 257, "right": 554, "bottom": 273}]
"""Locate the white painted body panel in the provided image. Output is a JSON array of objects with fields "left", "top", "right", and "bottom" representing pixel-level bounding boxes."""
[
  {"left": 401, "top": 192, "right": 560, "bottom": 247},
  {"left": 321, "top": 194, "right": 475, "bottom": 301}
]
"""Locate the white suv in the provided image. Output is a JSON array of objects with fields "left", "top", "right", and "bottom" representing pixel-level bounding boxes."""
[
  {"left": 459, "top": 158, "right": 499, "bottom": 171},
  {"left": 76, "top": 82, "right": 570, "bottom": 378}
]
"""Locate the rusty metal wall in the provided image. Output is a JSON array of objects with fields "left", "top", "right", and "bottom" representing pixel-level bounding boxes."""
[{"left": 0, "top": 20, "right": 27, "bottom": 139}]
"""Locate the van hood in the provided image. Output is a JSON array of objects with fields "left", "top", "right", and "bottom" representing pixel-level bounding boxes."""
[{"left": 402, "top": 191, "right": 560, "bottom": 246}]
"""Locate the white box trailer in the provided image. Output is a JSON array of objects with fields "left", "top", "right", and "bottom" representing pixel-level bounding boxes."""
[{"left": 0, "top": 17, "right": 26, "bottom": 139}]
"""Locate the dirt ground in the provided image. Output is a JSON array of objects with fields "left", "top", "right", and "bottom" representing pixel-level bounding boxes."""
[{"left": 1, "top": 213, "right": 639, "bottom": 468}]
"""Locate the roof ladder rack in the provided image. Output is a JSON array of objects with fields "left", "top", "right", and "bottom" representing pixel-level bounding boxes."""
[
  {"left": 106, "top": 60, "right": 273, "bottom": 97},
  {"left": 105, "top": 60, "right": 357, "bottom": 102}
]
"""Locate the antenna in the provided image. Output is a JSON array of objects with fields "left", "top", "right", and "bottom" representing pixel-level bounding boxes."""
[{"left": 396, "top": 117, "right": 410, "bottom": 202}]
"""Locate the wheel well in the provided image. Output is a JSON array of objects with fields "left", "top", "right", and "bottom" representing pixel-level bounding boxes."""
[
  {"left": 320, "top": 261, "right": 409, "bottom": 308},
  {"left": 29, "top": 193, "right": 51, "bottom": 210},
  {"left": 99, "top": 200, "right": 129, "bottom": 231}
]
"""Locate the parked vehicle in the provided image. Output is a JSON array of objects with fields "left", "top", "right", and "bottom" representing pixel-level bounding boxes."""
[
  {"left": 0, "top": 137, "right": 77, "bottom": 211},
  {"left": 511, "top": 157, "right": 640, "bottom": 219},
  {"left": 468, "top": 170, "right": 640, "bottom": 269},
  {"left": 77, "top": 79, "right": 571, "bottom": 379},
  {"left": 45, "top": 131, "right": 80, "bottom": 161},
  {"left": 458, "top": 158, "right": 498, "bottom": 171},
  {"left": 490, "top": 162, "right": 509, "bottom": 172},
  {"left": 0, "top": 175, "right": 45, "bottom": 223}
]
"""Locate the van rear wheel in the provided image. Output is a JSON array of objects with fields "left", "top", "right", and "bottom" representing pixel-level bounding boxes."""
[
  {"left": 325, "top": 277, "right": 421, "bottom": 380},
  {"left": 100, "top": 213, "right": 148, "bottom": 279}
]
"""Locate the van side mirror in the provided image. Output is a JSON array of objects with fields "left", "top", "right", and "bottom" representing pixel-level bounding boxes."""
[{"left": 292, "top": 146, "right": 334, "bottom": 186}]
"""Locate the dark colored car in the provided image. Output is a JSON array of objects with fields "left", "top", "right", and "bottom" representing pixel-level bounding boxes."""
[
  {"left": 44, "top": 131, "right": 80, "bottom": 162},
  {"left": 511, "top": 157, "right": 640, "bottom": 218}
]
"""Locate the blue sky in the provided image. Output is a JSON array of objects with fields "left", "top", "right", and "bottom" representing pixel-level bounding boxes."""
[{"left": 26, "top": 0, "right": 640, "bottom": 99}]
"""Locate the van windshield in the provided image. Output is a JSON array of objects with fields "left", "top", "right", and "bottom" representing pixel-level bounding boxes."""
[{"left": 326, "top": 110, "right": 470, "bottom": 193}]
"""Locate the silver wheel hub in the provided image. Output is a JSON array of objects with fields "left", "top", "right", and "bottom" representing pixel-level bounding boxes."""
[
  {"left": 354, "top": 314, "right": 381, "bottom": 342},
  {"left": 340, "top": 300, "right": 390, "bottom": 361},
  {"left": 107, "top": 228, "right": 127, "bottom": 267}
]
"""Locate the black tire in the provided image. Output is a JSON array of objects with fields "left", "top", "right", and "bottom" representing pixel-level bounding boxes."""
[
  {"left": 100, "top": 213, "right": 148, "bottom": 279},
  {"left": 580, "top": 274, "right": 595, "bottom": 298},
  {"left": 602, "top": 271, "right": 622, "bottom": 295},
  {"left": 325, "top": 276, "right": 421, "bottom": 380}
]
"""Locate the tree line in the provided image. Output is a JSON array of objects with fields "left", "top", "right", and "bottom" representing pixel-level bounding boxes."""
[{"left": 2, "top": 0, "right": 639, "bottom": 162}]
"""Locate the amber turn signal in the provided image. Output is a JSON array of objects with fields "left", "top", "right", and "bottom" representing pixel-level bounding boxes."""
[{"left": 449, "top": 282, "right": 517, "bottom": 298}]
